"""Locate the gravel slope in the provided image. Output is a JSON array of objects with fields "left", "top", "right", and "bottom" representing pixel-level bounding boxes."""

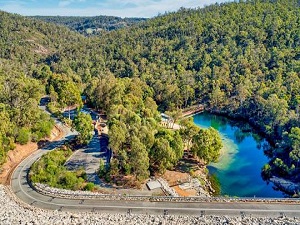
[{"left": 1, "top": 185, "right": 299, "bottom": 225}]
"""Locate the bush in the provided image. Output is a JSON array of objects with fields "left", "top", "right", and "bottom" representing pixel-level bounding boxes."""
[
  {"left": 0, "top": 148, "right": 5, "bottom": 165},
  {"left": 59, "top": 171, "right": 78, "bottom": 190},
  {"left": 84, "top": 182, "right": 95, "bottom": 191},
  {"left": 98, "top": 158, "right": 107, "bottom": 177},
  {"left": 32, "top": 117, "right": 54, "bottom": 141},
  {"left": 29, "top": 147, "right": 88, "bottom": 191},
  {"left": 47, "top": 102, "right": 59, "bottom": 114},
  {"left": 62, "top": 118, "right": 72, "bottom": 127},
  {"left": 16, "top": 128, "right": 31, "bottom": 145}
]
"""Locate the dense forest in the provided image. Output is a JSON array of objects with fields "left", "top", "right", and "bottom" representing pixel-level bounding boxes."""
[
  {"left": 0, "top": 0, "right": 299, "bottom": 189},
  {"left": 31, "top": 16, "right": 147, "bottom": 35}
]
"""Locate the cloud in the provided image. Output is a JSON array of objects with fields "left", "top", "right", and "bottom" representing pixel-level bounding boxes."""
[
  {"left": 0, "top": 0, "right": 230, "bottom": 17},
  {"left": 59, "top": 1, "right": 72, "bottom": 7}
]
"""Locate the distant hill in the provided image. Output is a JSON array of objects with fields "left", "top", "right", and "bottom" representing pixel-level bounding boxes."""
[
  {"left": 31, "top": 16, "right": 147, "bottom": 35},
  {"left": 0, "top": 11, "right": 86, "bottom": 66}
]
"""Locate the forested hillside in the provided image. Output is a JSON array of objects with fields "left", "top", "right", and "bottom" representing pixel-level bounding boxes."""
[
  {"left": 31, "top": 16, "right": 146, "bottom": 35},
  {"left": 0, "top": 11, "right": 85, "bottom": 165},
  {"left": 0, "top": 0, "right": 299, "bottom": 188}
]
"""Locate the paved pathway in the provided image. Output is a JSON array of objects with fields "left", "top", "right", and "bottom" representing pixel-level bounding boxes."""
[{"left": 65, "top": 129, "right": 109, "bottom": 185}]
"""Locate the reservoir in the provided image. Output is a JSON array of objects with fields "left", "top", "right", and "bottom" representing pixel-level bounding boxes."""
[{"left": 193, "top": 113, "right": 283, "bottom": 198}]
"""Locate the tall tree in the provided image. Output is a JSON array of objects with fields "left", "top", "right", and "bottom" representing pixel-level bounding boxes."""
[
  {"left": 73, "top": 112, "right": 93, "bottom": 145},
  {"left": 130, "top": 136, "right": 150, "bottom": 181},
  {"left": 191, "top": 127, "right": 222, "bottom": 164},
  {"left": 179, "top": 117, "right": 200, "bottom": 152}
]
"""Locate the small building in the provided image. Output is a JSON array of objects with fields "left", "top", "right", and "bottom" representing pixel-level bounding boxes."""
[{"left": 146, "top": 180, "right": 162, "bottom": 190}]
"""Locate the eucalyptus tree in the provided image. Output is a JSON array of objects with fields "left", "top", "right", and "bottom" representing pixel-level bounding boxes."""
[
  {"left": 192, "top": 127, "right": 222, "bottom": 164},
  {"left": 73, "top": 112, "right": 93, "bottom": 145}
]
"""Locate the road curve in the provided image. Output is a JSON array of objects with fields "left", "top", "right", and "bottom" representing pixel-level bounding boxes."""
[{"left": 10, "top": 122, "right": 300, "bottom": 217}]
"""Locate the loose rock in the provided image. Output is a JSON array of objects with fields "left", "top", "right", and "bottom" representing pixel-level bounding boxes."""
[{"left": 0, "top": 185, "right": 299, "bottom": 225}]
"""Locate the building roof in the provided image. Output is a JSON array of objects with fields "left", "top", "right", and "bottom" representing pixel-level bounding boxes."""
[
  {"left": 146, "top": 180, "right": 162, "bottom": 190},
  {"left": 161, "top": 113, "right": 170, "bottom": 119}
]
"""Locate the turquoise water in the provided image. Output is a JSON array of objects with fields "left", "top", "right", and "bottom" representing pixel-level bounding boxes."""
[{"left": 193, "top": 113, "right": 283, "bottom": 198}]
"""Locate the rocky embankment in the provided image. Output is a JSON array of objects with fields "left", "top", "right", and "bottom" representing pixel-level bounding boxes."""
[
  {"left": 1, "top": 185, "right": 299, "bottom": 225},
  {"left": 270, "top": 176, "right": 299, "bottom": 196},
  {"left": 34, "top": 183, "right": 300, "bottom": 204}
]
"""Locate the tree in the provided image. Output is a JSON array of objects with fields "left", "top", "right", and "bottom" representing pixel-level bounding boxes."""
[
  {"left": 179, "top": 117, "right": 200, "bottom": 151},
  {"left": 262, "top": 163, "right": 272, "bottom": 179},
  {"left": 16, "top": 128, "right": 31, "bottom": 145},
  {"left": 273, "top": 158, "right": 289, "bottom": 176},
  {"left": 33, "top": 65, "right": 52, "bottom": 83},
  {"left": 150, "top": 129, "right": 183, "bottom": 173},
  {"left": 191, "top": 127, "right": 222, "bottom": 164},
  {"left": 48, "top": 74, "right": 83, "bottom": 119},
  {"left": 165, "top": 109, "right": 182, "bottom": 129},
  {"left": 288, "top": 127, "right": 300, "bottom": 168},
  {"left": 170, "top": 131, "right": 184, "bottom": 161},
  {"left": 73, "top": 112, "right": 93, "bottom": 145},
  {"left": 130, "top": 136, "right": 150, "bottom": 181},
  {"left": 60, "top": 81, "right": 83, "bottom": 119},
  {"left": 150, "top": 137, "right": 175, "bottom": 173},
  {"left": 108, "top": 120, "right": 127, "bottom": 153}
]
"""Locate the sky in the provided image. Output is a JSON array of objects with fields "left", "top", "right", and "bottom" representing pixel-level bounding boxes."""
[{"left": 0, "top": 0, "right": 230, "bottom": 18}]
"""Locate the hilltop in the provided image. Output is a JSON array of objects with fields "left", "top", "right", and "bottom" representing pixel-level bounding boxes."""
[{"left": 31, "top": 16, "right": 147, "bottom": 35}]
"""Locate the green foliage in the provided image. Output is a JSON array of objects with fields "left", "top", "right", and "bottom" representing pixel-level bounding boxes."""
[
  {"left": 191, "top": 127, "right": 222, "bottom": 164},
  {"left": 32, "top": 113, "right": 54, "bottom": 141},
  {"left": 0, "top": 0, "right": 300, "bottom": 183},
  {"left": 105, "top": 78, "right": 184, "bottom": 179},
  {"left": 130, "top": 136, "right": 150, "bottom": 181},
  {"left": 47, "top": 102, "right": 60, "bottom": 115},
  {"left": 105, "top": 78, "right": 162, "bottom": 180},
  {"left": 0, "top": 136, "right": 5, "bottom": 165},
  {"left": 73, "top": 112, "right": 94, "bottom": 145},
  {"left": 30, "top": 147, "right": 90, "bottom": 190},
  {"left": 262, "top": 163, "right": 272, "bottom": 179},
  {"left": 272, "top": 158, "right": 289, "bottom": 176},
  {"left": 16, "top": 128, "right": 31, "bottom": 145},
  {"left": 98, "top": 158, "right": 107, "bottom": 177},
  {"left": 32, "top": 16, "right": 146, "bottom": 36},
  {"left": 150, "top": 129, "right": 184, "bottom": 173},
  {"left": 84, "top": 182, "right": 95, "bottom": 191},
  {"left": 179, "top": 117, "right": 200, "bottom": 151},
  {"left": 0, "top": 65, "right": 54, "bottom": 164},
  {"left": 47, "top": 74, "right": 83, "bottom": 114}
]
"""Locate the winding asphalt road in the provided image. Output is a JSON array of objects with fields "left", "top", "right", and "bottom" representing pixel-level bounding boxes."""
[{"left": 10, "top": 116, "right": 300, "bottom": 217}]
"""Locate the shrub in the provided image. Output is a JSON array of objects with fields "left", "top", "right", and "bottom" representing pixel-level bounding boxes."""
[
  {"left": 16, "top": 128, "right": 31, "bottom": 145},
  {"left": 84, "top": 182, "right": 95, "bottom": 191},
  {"left": 30, "top": 147, "right": 88, "bottom": 191},
  {"left": 98, "top": 158, "right": 107, "bottom": 177},
  {"left": 32, "top": 118, "right": 54, "bottom": 141}
]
